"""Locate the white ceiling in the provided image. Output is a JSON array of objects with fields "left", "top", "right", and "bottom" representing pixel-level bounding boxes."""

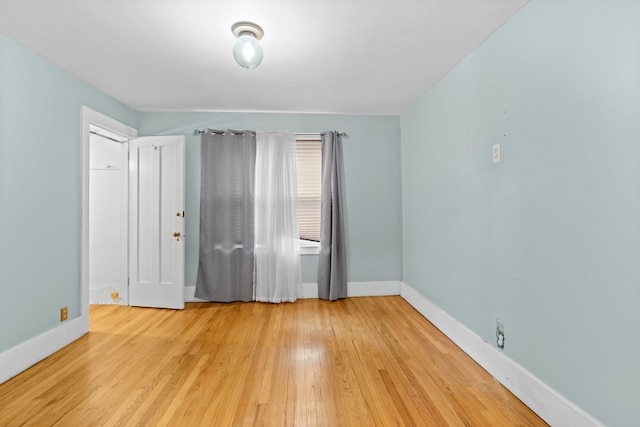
[{"left": 0, "top": 0, "right": 528, "bottom": 115}]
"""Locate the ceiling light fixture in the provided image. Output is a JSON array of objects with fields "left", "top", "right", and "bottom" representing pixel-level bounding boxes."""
[{"left": 231, "top": 21, "right": 264, "bottom": 69}]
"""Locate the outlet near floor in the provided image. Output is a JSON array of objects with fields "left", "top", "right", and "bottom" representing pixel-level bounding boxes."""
[
  {"left": 60, "top": 306, "right": 68, "bottom": 322},
  {"left": 496, "top": 319, "right": 505, "bottom": 349}
]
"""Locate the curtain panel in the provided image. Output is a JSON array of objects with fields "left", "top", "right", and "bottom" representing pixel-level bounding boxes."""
[
  {"left": 254, "top": 131, "right": 302, "bottom": 303},
  {"left": 317, "top": 131, "right": 348, "bottom": 300},
  {"left": 195, "top": 130, "right": 256, "bottom": 302}
]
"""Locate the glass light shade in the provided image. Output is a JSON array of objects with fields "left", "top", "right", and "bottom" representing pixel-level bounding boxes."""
[{"left": 233, "top": 34, "right": 263, "bottom": 69}]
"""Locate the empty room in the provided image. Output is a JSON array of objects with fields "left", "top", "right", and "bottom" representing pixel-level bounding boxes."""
[{"left": 0, "top": 1, "right": 638, "bottom": 426}]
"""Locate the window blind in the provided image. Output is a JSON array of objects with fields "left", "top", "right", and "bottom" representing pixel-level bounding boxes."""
[{"left": 295, "top": 139, "right": 322, "bottom": 242}]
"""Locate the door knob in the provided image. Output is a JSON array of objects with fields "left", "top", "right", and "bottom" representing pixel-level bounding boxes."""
[{"left": 173, "top": 232, "right": 181, "bottom": 241}]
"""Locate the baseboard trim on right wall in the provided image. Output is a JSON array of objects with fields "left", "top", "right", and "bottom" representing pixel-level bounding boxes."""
[{"left": 400, "top": 282, "right": 604, "bottom": 427}]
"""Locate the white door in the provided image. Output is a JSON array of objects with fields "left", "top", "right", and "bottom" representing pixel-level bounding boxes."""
[{"left": 129, "top": 135, "right": 185, "bottom": 309}]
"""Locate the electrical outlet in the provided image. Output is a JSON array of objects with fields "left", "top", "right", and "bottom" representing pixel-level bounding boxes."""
[
  {"left": 60, "top": 306, "right": 68, "bottom": 322},
  {"left": 493, "top": 143, "right": 501, "bottom": 163},
  {"left": 496, "top": 319, "right": 505, "bottom": 349}
]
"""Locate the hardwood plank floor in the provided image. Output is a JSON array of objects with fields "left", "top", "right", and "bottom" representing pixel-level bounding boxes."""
[{"left": 0, "top": 297, "right": 547, "bottom": 426}]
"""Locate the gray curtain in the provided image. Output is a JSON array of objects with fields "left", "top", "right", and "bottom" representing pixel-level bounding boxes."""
[
  {"left": 317, "top": 131, "right": 347, "bottom": 300},
  {"left": 195, "top": 130, "right": 256, "bottom": 302}
]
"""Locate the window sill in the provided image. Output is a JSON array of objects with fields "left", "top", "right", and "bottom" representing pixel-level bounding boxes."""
[{"left": 299, "top": 240, "right": 320, "bottom": 255}]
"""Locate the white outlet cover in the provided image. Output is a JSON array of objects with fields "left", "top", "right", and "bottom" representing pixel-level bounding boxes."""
[{"left": 493, "top": 143, "right": 501, "bottom": 163}]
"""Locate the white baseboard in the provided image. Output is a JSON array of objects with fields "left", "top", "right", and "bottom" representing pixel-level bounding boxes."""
[
  {"left": 0, "top": 315, "right": 88, "bottom": 385},
  {"left": 400, "top": 282, "right": 604, "bottom": 427},
  {"left": 298, "top": 281, "right": 401, "bottom": 299},
  {"left": 299, "top": 283, "right": 318, "bottom": 299},
  {"left": 185, "top": 281, "right": 401, "bottom": 302},
  {"left": 348, "top": 281, "right": 401, "bottom": 297}
]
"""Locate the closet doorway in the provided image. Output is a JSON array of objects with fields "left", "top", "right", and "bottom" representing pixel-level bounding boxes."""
[
  {"left": 89, "top": 125, "right": 129, "bottom": 305},
  {"left": 80, "top": 107, "right": 186, "bottom": 321}
]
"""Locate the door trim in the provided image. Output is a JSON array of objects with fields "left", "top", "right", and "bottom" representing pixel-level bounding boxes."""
[{"left": 81, "top": 106, "right": 137, "bottom": 326}]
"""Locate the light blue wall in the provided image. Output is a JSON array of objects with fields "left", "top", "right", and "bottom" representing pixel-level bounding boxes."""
[
  {"left": 0, "top": 35, "right": 136, "bottom": 354},
  {"left": 137, "top": 112, "right": 402, "bottom": 285},
  {"left": 400, "top": 1, "right": 640, "bottom": 425}
]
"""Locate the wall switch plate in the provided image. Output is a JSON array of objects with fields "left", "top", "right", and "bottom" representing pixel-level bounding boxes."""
[{"left": 493, "top": 144, "right": 501, "bottom": 163}]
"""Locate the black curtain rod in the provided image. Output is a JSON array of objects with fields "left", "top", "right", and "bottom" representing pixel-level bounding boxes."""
[
  {"left": 321, "top": 131, "right": 348, "bottom": 138},
  {"left": 192, "top": 129, "right": 348, "bottom": 138},
  {"left": 193, "top": 129, "right": 255, "bottom": 136}
]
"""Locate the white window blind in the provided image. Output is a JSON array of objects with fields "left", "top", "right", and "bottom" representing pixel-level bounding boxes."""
[{"left": 295, "top": 139, "right": 322, "bottom": 242}]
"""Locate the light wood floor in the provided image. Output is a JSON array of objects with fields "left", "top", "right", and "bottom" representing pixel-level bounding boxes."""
[{"left": 0, "top": 297, "right": 547, "bottom": 426}]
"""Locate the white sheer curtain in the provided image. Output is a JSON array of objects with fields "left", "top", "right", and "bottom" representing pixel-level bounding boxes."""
[{"left": 254, "top": 131, "right": 302, "bottom": 303}]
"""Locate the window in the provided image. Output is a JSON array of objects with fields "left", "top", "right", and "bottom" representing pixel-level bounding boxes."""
[{"left": 295, "top": 137, "right": 321, "bottom": 254}]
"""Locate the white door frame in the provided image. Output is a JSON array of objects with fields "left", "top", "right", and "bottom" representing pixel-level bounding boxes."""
[{"left": 80, "top": 106, "right": 137, "bottom": 329}]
